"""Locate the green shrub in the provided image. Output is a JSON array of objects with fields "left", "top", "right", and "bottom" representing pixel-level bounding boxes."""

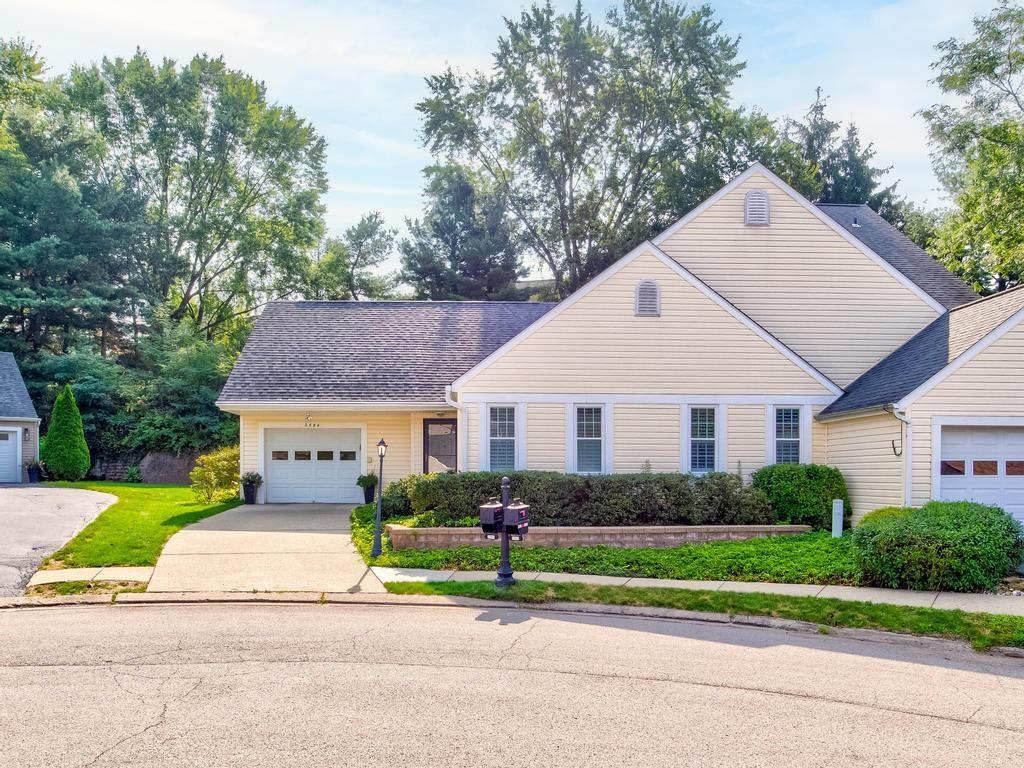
[
  {"left": 858, "top": 506, "right": 911, "bottom": 525},
  {"left": 380, "top": 475, "right": 415, "bottom": 517},
  {"left": 401, "top": 470, "right": 772, "bottom": 527},
  {"left": 124, "top": 466, "right": 142, "bottom": 483},
  {"left": 189, "top": 445, "right": 241, "bottom": 503},
  {"left": 852, "top": 501, "right": 1024, "bottom": 592},
  {"left": 40, "top": 384, "right": 91, "bottom": 480},
  {"left": 751, "top": 463, "right": 850, "bottom": 530}
]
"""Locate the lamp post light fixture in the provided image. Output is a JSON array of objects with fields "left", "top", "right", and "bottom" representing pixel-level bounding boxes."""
[{"left": 370, "top": 438, "right": 388, "bottom": 558}]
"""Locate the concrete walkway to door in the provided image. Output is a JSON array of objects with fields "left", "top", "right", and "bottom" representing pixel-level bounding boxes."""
[{"left": 148, "top": 504, "right": 385, "bottom": 593}]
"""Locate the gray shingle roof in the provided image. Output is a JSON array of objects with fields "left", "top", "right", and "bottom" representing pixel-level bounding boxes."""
[
  {"left": 0, "top": 352, "right": 37, "bottom": 419},
  {"left": 817, "top": 204, "right": 978, "bottom": 310},
  {"left": 219, "top": 301, "right": 557, "bottom": 403},
  {"left": 821, "top": 286, "right": 1024, "bottom": 417}
]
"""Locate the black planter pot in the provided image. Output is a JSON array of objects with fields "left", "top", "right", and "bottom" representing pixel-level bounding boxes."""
[
  {"left": 26, "top": 467, "right": 41, "bottom": 483},
  {"left": 362, "top": 484, "right": 376, "bottom": 504},
  {"left": 242, "top": 483, "right": 257, "bottom": 504}
]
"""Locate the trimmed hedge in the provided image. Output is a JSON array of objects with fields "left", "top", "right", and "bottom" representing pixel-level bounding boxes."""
[
  {"left": 751, "top": 463, "right": 851, "bottom": 530},
  {"left": 384, "top": 470, "right": 773, "bottom": 527},
  {"left": 852, "top": 501, "right": 1024, "bottom": 592}
]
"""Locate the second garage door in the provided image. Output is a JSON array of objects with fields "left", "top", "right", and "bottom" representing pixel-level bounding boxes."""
[
  {"left": 265, "top": 428, "right": 362, "bottom": 503},
  {"left": 939, "top": 426, "right": 1024, "bottom": 522}
]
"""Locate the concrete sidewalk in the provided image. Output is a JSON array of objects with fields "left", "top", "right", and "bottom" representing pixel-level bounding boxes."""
[
  {"left": 371, "top": 567, "right": 1024, "bottom": 616},
  {"left": 148, "top": 504, "right": 385, "bottom": 593}
]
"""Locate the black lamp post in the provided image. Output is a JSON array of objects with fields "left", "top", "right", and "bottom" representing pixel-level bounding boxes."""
[{"left": 370, "top": 438, "right": 387, "bottom": 557}]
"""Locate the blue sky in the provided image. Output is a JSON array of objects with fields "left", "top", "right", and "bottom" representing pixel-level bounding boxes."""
[{"left": 4, "top": 0, "right": 993, "bottom": 271}]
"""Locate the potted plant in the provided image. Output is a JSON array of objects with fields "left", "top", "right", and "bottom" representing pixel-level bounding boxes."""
[
  {"left": 25, "top": 459, "right": 43, "bottom": 483},
  {"left": 240, "top": 471, "right": 263, "bottom": 504},
  {"left": 357, "top": 473, "right": 378, "bottom": 504}
]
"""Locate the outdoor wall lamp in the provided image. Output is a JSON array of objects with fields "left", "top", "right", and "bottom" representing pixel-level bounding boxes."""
[{"left": 371, "top": 438, "right": 388, "bottom": 557}]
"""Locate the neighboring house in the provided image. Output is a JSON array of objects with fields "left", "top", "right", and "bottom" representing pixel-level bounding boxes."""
[
  {"left": 0, "top": 352, "right": 40, "bottom": 484},
  {"left": 218, "top": 163, "right": 1024, "bottom": 523}
]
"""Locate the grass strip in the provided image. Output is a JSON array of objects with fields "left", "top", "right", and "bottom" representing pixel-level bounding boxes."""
[
  {"left": 386, "top": 580, "right": 1024, "bottom": 651},
  {"left": 44, "top": 482, "right": 239, "bottom": 568}
]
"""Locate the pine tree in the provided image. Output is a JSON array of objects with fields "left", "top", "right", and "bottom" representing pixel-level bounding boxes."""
[{"left": 41, "top": 384, "right": 90, "bottom": 480}]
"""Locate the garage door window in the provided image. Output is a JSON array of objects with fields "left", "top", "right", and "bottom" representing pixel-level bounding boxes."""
[
  {"left": 1008, "top": 461, "right": 1024, "bottom": 476},
  {"left": 973, "top": 460, "right": 998, "bottom": 476},
  {"left": 940, "top": 460, "right": 965, "bottom": 476},
  {"left": 339, "top": 450, "right": 356, "bottom": 461},
  {"left": 294, "top": 451, "right": 311, "bottom": 461},
  {"left": 317, "top": 450, "right": 333, "bottom": 461},
  {"left": 0, "top": 434, "right": 8, "bottom": 441},
  {"left": 272, "top": 450, "right": 288, "bottom": 461}
]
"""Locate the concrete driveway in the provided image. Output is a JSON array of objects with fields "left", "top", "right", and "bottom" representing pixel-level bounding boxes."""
[
  {"left": 147, "top": 504, "right": 385, "bottom": 593},
  {"left": 0, "top": 486, "right": 116, "bottom": 596}
]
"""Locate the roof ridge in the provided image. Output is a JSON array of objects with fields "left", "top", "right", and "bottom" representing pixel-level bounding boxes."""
[
  {"left": 814, "top": 202, "right": 868, "bottom": 208},
  {"left": 949, "top": 283, "right": 1024, "bottom": 313}
]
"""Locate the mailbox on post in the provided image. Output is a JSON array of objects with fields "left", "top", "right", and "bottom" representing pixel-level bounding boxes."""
[
  {"left": 479, "top": 499, "right": 504, "bottom": 539},
  {"left": 478, "top": 476, "right": 527, "bottom": 587}
]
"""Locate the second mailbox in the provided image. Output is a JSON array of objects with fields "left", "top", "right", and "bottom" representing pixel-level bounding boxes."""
[
  {"left": 504, "top": 499, "right": 530, "bottom": 541},
  {"left": 479, "top": 499, "right": 504, "bottom": 539}
]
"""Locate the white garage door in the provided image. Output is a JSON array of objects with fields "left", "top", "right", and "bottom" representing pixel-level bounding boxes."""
[
  {"left": 939, "top": 426, "right": 1024, "bottom": 522},
  {"left": 265, "top": 428, "right": 362, "bottom": 504},
  {"left": 0, "top": 429, "right": 18, "bottom": 483}
]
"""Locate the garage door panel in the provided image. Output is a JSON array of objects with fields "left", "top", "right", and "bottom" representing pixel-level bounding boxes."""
[
  {"left": 939, "top": 426, "right": 1024, "bottom": 522},
  {"left": 265, "top": 428, "right": 362, "bottom": 504},
  {"left": 0, "top": 430, "right": 18, "bottom": 483}
]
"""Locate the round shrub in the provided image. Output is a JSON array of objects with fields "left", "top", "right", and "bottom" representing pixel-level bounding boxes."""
[
  {"left": 189, "top": 445, "right": 240, "bottom": 503},
  {"left": 751, "top": 463, "right": 851, "bottom": 530},
  {"left": 40, "top": 384, "right": 91, "bottom": 480},
  {"left": 852, "top": 501, "right": 1024, "bottom": 592},
  {"left": 380, "top": 475, "right": 415, "bottom": 518}
]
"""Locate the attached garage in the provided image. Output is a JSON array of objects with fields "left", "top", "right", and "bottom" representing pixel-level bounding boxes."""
[
  {"left": 264, "top": 428, "right": 363, "bottom": 504},
  {"left": 0, "top": 353, "right": 40, "bottom": 484},
  {"left": 0, "top": 428, "right": 21, "bottom": 483},
  {"left": 938, "top": 426, "right": 1024, "bottom": 522}
]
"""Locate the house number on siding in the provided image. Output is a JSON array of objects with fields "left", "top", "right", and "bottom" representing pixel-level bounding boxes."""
[{"left": 304, "top": 413, "right": 320, "bottom": 428}]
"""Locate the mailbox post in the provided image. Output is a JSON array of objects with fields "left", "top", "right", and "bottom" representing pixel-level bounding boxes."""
[{"left": 479, "top": 476, "right": 529, "bottom": 588}]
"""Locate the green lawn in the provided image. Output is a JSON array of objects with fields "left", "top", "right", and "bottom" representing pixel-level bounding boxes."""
[
  {"left": 388, "top": 580, "right": 1024, "bottom": 651},
  {"left": 44, "top": 482, "right": 239, "bottom": 568},
  {"left": 352, "top": 504, "right": 861, "bottom": 585}
]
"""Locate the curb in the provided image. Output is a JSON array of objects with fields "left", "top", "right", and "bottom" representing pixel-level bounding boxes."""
[{"left": 1, "top": 589, "right": 1019, "bottom": 658}]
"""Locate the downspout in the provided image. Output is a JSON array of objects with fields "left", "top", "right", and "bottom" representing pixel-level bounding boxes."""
[{"left": 884, "top": 404, "right": 914, "bottom": 506}]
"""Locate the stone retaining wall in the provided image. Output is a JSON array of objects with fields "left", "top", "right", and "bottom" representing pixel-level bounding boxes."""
[{"left": 386, "top": 523, "right": 812, "bottom": 551}]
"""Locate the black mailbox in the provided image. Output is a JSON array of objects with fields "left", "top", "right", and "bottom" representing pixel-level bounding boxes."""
[
  {"left": 505, "top": 499, "right": 530, "bottom": 541},
  {"left": 479, "top": 498, "right": 504, "bottom": 539}
]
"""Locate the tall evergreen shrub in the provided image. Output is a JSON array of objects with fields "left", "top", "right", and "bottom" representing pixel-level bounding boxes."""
[{"left": 41, "top": 384, "right": 91, "bottom": 480}]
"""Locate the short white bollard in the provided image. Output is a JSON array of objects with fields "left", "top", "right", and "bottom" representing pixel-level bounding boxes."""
[{"left": 831, "top": 499, "right": 844, "bottom": 538}]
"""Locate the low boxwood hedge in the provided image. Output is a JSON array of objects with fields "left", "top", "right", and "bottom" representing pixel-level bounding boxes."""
[
  {"left": 751, "top": 463, "right": 851, "bottom": 530},
  {"left": 381, "top": 470, "right": 774, "bottom": 527},
  {"left": 852, "top": 501, "right": 1024, "bottom": 592}
]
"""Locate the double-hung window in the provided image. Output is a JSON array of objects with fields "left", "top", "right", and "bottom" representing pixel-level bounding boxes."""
[
  {"left": 575, "top": 406, "right": 603, "bottom": 473},
  {"left": 689, "top": 407, "right": 716, "bottom": 474},
  {"left": 488, "top": 406, "right": 516, "bottom": 471},
  {"left": 775, "top": 407, "right": 801, "bottom": 464}
]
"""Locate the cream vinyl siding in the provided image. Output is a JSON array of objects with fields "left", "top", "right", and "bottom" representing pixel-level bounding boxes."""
[
  {"left": 457, "top": 250, "right": 832, "bottom": 396},
  {"left": 613, "top": 404, "right": 681, "bottom": 472},
  {"left": 909, "top": 321, "right": 1024, "bottom": 505},
  {"left": 465, "top": 406, "right": 479, "bottom": 471},
  {"left": 526, "top": 403, "right": 566, "bottom": 471},
  {"left": 825, "top": 413, "right": 904, "bottom": 523},
  {"left": 657, "top": 172, "right": 939, "bottom": 387},
  {"left": 812, "top": 407, "right": 827, "bottom": 464},
  {"left": 726, "top": 405, "right": 765, "bottom": 480},
  {"left": 238, "top": 409, "right": 454, "bottom": 486}
]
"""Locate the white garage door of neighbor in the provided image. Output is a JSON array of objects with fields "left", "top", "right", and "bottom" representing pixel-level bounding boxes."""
[
  {"left": 0, "top": 429, "right": 18, "bottom": 483},
  {"left": 265, "top": 428, "right": 362, "bottom": 504},
  {"left": 939, "top": 426, "right": 1024, "bottom": 521}
]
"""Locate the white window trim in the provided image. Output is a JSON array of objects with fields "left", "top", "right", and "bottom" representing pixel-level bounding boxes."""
[
  {"left": 766, "top": 405, "right": 811, "bottom": 465},
  {"left": 682, "top": 405, "right": 725, "bottom": 475},
  {"left": 568, "top": 403, "right": 612, "bottom": 474},
  {"left": 485, "top": 403, "right": 519, "bottom": 473},
  {"left": 634, "top": 278, "right": 661, "bottom": 316}
]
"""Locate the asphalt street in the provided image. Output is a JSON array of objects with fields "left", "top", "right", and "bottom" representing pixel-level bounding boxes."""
[{"left": 0, "top": 602, "right": 1022, "bottom": 767}]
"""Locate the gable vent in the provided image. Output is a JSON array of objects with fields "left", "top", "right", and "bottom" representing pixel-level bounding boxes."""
[
  {"left": 744, "top": 189, "right": 770, "bottom": 226},
  {"left": 635, "top": 279, "right": 660, "bottom": 317}
]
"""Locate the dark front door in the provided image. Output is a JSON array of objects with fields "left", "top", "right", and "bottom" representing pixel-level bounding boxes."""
[{"left": 423, "top": 419, "right": 457, "bottom": 473}]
